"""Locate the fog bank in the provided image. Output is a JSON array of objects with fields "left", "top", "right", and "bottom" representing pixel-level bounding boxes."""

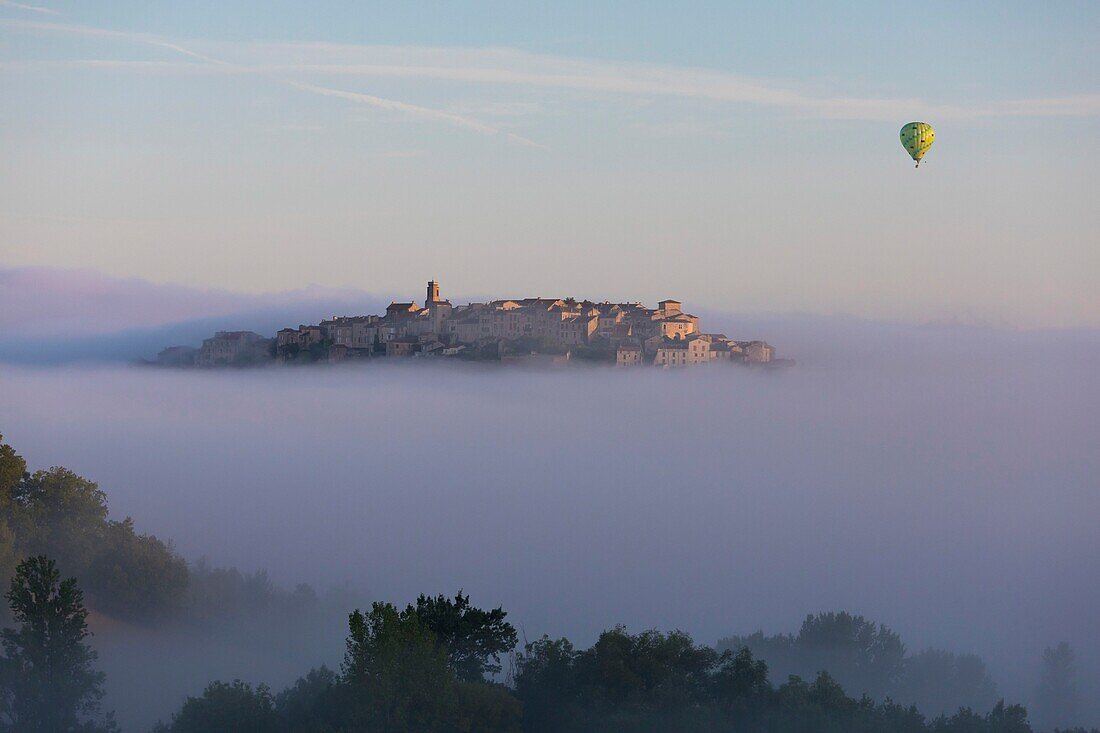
[{"left": 1, "top": 317, "right": 1097, "bottom": 729}]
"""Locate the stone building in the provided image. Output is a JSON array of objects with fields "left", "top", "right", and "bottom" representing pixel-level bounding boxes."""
[
  {"left": 652, "top": 333, "right": 746, "bottom": 367},
  {"left": 386, "top": 336, "right": 420, "bottom": 357},
  {"left": 740, "top": 341, "right": 774, "bottom": 363},
  {"left": 616, "top": 343, "right": 642, "bottom": 367},
  {"left": 653, "top": 339, "right": 689, "bottom": 367},
  {"left": 196, "top": 331, "right": 271, "bottom": 367}
]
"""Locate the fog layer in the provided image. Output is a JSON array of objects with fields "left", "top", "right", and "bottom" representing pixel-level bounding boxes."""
[{"left": 1, "top": 317, "right": 1097, "bottom": 728}]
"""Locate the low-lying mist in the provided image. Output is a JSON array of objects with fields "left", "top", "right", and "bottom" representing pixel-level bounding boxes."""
[{"left": 1, "top": 316, "right": 1097, "bottom": 730}]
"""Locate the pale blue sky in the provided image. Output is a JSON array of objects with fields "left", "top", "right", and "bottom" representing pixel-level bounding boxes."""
[{"left": 1, "top": 1, "right": 1097, "bottom": 326}]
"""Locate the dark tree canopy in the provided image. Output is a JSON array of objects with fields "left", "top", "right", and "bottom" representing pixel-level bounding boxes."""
[
  {"left": 0, "top": 525, "right": 14, "bottom": 625},
  {"left": 341, "top": 601, "right": 458, "bottom": 731},
  {"left": 0, "top": 436, "right": 26, "bottom": 506},
  {"left": 0, "top": 435, "right": 188, "bottom": 623},
  {"left": 905, "top": 648, "right": 1000, "bottom": 717},
  {"left": 719, "top": 611, "right": 907, "bottom": 702},
  {"left": 159, "top": 680, "right": 278, "bottom": 733},
  {"left": 411, "top": 591, "right": 518, "bottom": 681},
  {"left": 1035, "top": 642, "right": 1079, "bottom": 731},
  {"left": 0, "top": 555, "right": 115, "bottom": 733},
  {"left": 273, "top": 666, "right": 339, "bottom": 730},
  {"left": 154, "top": 596, "right": 1046, "bottom": 733},
  {"left": 717, "top": 611, "right": 1004, "bottom": 716},
  {"left": 516, "top": 625, "right": 939, "bottom": 733},
  {"left": 928, "top": 700, "right": 1032, "bottom": 733},
  {"left": 84, "top": 518, "right": 189, "bottom": 620}
]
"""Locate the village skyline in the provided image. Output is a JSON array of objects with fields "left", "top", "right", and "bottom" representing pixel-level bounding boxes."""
[{"left": 159, "top": 279, "right": 779, "bottom": 369}]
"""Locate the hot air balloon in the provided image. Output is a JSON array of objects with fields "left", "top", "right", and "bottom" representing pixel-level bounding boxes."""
[{"left": 900, "top": 122, "right": 934, "bottom": 167}]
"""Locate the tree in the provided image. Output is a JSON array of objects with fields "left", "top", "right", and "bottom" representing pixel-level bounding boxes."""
[
  {"left": 450, "top": 680, "right": 523, "bottom": 733},
  {"left": 985, "top": 700, "right": 1031, "bottom": 733},
  {"left": 341, "top": 602, "right": 457, "bottom": 732},
  {"left": 0, "top": 524, "right": 16, "bottom": 625},
  {"left": 0, "top": 436, "right": 28, "bottom": 603},
  {"left": 274, "top": 666, "right": 338, "bottom": 730},
  {"left": 83, "top": 518, "right": 189, "bottom": 621},
  {"left": 161, "top": 680, "right": 278, "bottom": 733},
  {"left": 6, "top": 468, "right": 109, "bottom": 576},
  {"left": 0, "top": 555, "right": 115, "bottom": 732},
  {"left": 1035, "top": 642, "right": 1079, "bottom": 731},
  {"left": 264, "top": 605, "right": 522, "bottom": 733},
  {"left": 581, "top": 626, "right": 719, "bottom": 708},
  {"left": 518, "top": 627, "right": 775, "bottom": 732},
  {"left": 719, "top": 614, "right": 1007, "bottom": 719},
  {"left": 515, "top": 636, "right": 579, "bottom": 731},
  {"left": 900, "top": 648, "right": 999, "bottom": 717},
  {"left": 930, "top": 700, "right": 1031, "bottom": 733},
  {"left": 0, "top": 435, "right": 27, "bottom": 508},
  {"left": 411, "top": 591, "right": 518, "bottom": 681},
  {"left": 795, "top": 611, "right": 907, "bottom": 699},
  {"left": 720, "top": 611, "right": 909, "bottom": 703},
  {"left": 0, "top": 434, "right": 192, "bottom": 624},
  {"left": 713, "top": 645, "right": 772, "bottom": 707}
]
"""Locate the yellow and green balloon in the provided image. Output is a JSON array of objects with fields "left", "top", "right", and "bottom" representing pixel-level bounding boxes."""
[{"left": 900, "top": 122, "right": 934, "bottom": 167}]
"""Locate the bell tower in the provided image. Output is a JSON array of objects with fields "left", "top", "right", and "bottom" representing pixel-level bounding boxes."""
[{"left": 426, "top": 280, "right": 441, "bottom": 305}]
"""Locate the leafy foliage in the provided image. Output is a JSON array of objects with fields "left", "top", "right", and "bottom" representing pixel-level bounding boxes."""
[
  {"left": 515, "top": 625, "right": 1039, "bottom": 733},
  {"left": 718, "top": 611, "right": 1003, "bottom": 716},
  {"left": 1, "top": 433, "right": 335, "bottom": 629},
  {"left": 905, "top": 648, "right": 1000, "bottom": 717},
  {"left": 160, "top": 680, "right": 278, "bottom": 733},
  {"left": 929, "top": 700, "right": 1031, "bottom": 733},
  {"left": 0, "top": 437, "right": 26, "bottom": 506},
  {"left": 1035, "top": 642, "right": 1079, "bottom": 731},
  {"left": 7, "top": 468, "right": 110, "bottom": 574},
  {"left": 341, "top": 601, "right": 456, "bottom": 729},
  {"left": 273, "top": 666, "right": 339, "bottom": 731},
  {"left": 164, "top": 600, "right": 522, "bottom": 732},
  {"left": 0, "top": 524, "right": 15, "bottom": 627},
  {"left": 0, "top": 555, "right": 116, "bottom": 733},
  {"left": 719, "top": 611, "right": 907, "bottom": 701},
  {"left": 411, "top": 591, "right": 518, "bottom": 681},
  {"left": 0, "top": 435, "right": 189, "bottom": 623},
  {"left": 144, "top": 589, "right": 1061, "bottom": 732},
  {"left": 84, "top": 518, "right": 190, "bottom": 620},
  {"left": 182, "top": 561, "right": 317, "bottom": 622}
]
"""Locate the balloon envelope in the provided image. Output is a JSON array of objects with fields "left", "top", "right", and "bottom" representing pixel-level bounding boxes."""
[{"left": 900, "top": 122, "right": 935, "bottom": 166}]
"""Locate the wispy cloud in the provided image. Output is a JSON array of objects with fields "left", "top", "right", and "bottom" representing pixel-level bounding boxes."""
[
  {"left": 233, "top": 47, "right": 1100, "bottom": 121},
  {"left": 287, "top": 80, "right": 546, "bottom": 148},
  {"left": 0, "top": 0, "right": 58, "bottom": 15},
  {"left": 0, "top": 19, "right": 227, "bottom": 64},
  {"left": 0, "top": 19, "right": 546, "bottom": 147},
  {"left": 0, "top": 58, "right": 233, "bottom": 74},
  {"left": 3, "top": 19, "right": 1099, "bottom": 122},
  {"left": 277, "top": 123, "right": 325, "bottom": 133}
]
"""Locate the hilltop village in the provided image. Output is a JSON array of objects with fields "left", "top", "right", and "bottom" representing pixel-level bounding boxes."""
[{"left": 157, "top": 281, "right": 782, "bottom": 369}]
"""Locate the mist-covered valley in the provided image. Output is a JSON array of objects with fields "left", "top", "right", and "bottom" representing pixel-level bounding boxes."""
[{"left": 1, "top": 314, "right": 1097, "bottom": 731}]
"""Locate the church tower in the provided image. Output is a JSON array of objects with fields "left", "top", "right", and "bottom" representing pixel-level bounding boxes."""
[{"left": 426, "top": 280, "right": 441, "bottom": 304}]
